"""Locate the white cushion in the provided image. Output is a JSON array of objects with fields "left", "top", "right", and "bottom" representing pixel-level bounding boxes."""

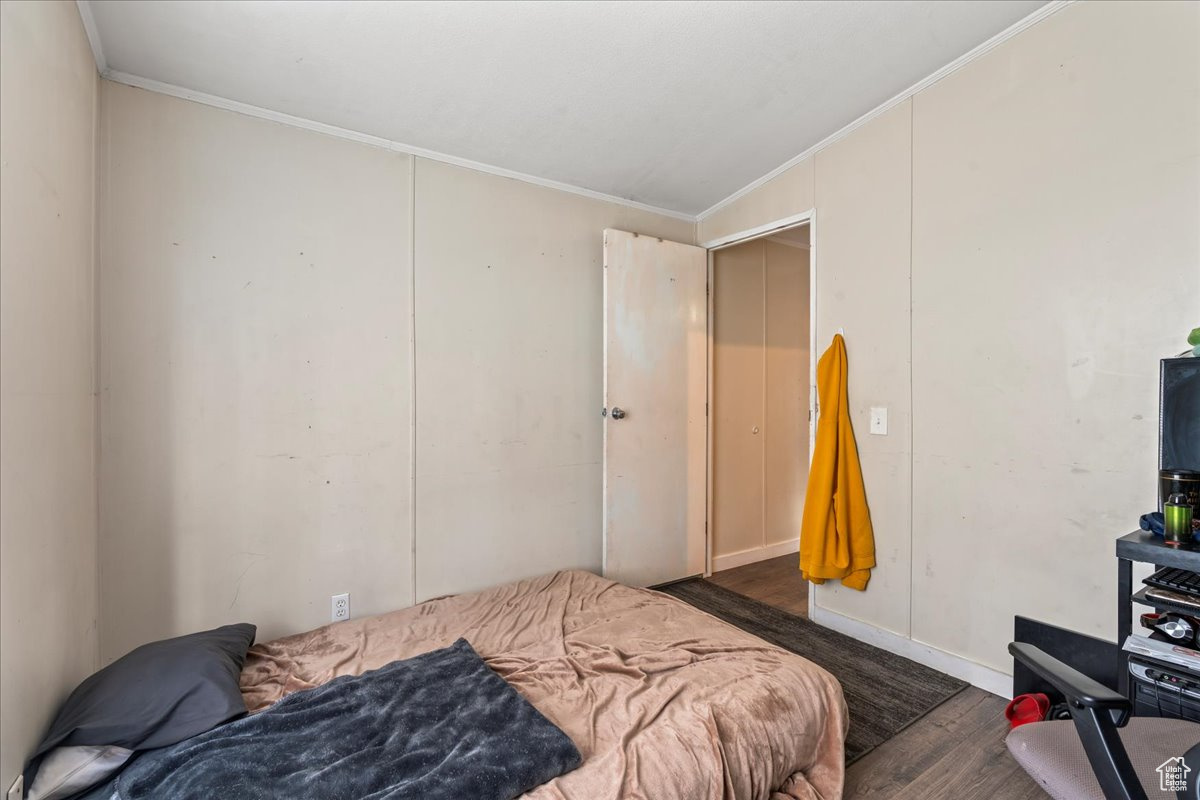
[{"left": 27, "top": 745, "right": 132, "bottom": 800}]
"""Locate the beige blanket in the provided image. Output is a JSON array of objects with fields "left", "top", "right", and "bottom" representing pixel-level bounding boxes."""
[{"left": 240, "top": 570, "right": 847, "bottom": 800}]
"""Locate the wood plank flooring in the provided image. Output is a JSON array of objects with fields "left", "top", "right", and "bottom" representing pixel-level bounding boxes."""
[
  {"left": 843, "top": 686, "right": 1043, "bottom": 800},
  {"left": 705, "top": 556, "right": 1044, "bottom": 799},
  {"left": 706, "top": 553, "right": 808, "bottom": 617}
]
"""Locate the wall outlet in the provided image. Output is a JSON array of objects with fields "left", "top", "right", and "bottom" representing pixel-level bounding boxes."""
[
  {"left": 331, "top": 592, "right": 350, "bottom": 622},
  {"left": 869, "top": 407, "right": 888, "bottom": 436},
  {"left": 8, "top": 774, "right": 23, "bottom": 800}
]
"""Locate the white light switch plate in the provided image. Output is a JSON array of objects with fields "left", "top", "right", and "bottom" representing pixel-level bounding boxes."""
[
  {"left": 869, "top": 407, "right": 888, "bottom": 435},
  {"left": 8, "top": 774, "right": 23, "bottom": 800}
]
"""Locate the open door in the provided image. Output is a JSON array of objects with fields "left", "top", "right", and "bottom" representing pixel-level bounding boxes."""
[{"left": 602, "top": 229, "right": 707, "bottom": 587}]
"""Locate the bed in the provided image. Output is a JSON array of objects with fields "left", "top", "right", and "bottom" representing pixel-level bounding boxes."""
[{"left": 240, "top": 569, "right": 847, "bottom": 800}]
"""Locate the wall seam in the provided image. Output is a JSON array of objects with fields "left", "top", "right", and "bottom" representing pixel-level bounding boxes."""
[
  {"left": 907, "top": 97, "right": 916, "bottom": 640},
  {"left": 760, "top": 240, "right": 767, "bottom": 551},
  {"left": 809, "top": 154, "right": 819, "bottom": 616},
  {"left": 91, "top": 72, "right": 103, "bottom": 670},
  {"left": 409, "top": 154, "right": 418, "bottom": 607}
]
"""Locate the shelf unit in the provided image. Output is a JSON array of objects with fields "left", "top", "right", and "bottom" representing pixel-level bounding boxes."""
[
  {"left": 1131, "top": 587, "right": 1200, "bottom": 619},
  {"left": 1116, "top": 530, "right": 1200, "bottom": 699}
]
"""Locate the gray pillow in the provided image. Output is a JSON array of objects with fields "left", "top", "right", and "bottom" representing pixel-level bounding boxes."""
[{"left": 25, "top": 623, "right": 255, "bottom": 793}]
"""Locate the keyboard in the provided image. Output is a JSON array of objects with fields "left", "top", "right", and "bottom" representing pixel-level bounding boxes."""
[{"left": 1145, "top": 567, "right": 1200, "bottom": 598}]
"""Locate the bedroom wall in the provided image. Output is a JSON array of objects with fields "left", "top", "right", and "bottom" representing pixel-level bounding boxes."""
[
  {"left": 908, "top": 0, "right": 1198, "bottom": 674},
  {"left": 808, "top": 100, "right": 916, "bottom": 639},
  {"left": 697, "top": 0, "right": 1200, "bottom": 684},
  {"left": 98, "top": 82, "right": 414, "bottom": 660},
  {"left": 0, "top": 0, "right": 99, "bottom": 786},
  {"left": 96, "top": 84, "right": 694, "bottom": 656},
  {"left": 412, "top": 159, "right": 693, "bottom": 600}
]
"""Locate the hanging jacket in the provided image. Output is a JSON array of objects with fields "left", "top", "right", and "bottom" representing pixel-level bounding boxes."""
[{"left": 799, "top": 334, "right": 876, "bottom": 590}]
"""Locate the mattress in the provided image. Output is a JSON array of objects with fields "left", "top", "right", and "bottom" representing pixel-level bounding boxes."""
[{"left": 240, "top": 570, "right": 847, "bottom": 800}]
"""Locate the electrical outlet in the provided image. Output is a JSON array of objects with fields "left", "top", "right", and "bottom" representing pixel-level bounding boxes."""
[
  {"left": 8, "top": 773, "right": 23, "bottom": 800},
  {"left": 331, "top": 592, "right": 350, "bottom": 622}
]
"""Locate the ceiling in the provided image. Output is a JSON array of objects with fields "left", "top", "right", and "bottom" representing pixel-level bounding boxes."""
[{"left": 83, "top": 0, "right": 1047, "bottom": 218}]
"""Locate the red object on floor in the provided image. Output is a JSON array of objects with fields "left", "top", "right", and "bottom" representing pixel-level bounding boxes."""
[{"left": 1004, "top": 693, "right": 1051, "bottom": 728}]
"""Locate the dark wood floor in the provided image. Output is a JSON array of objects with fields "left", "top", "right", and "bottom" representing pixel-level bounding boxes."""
[
  {"left": 706, "top": 553, "right": 808, "bottom": 617},
  {"left": 706, "top": 556, "right": 1043, "bottom": 799}
]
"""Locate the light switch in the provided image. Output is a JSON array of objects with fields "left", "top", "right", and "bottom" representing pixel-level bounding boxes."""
[{"left": 869, "top": 407, "right": 888, "bottom": 435}]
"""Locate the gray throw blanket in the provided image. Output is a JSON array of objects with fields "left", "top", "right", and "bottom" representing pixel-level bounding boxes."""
[{"left": 93, "top": 638, "right": 581, "bottom": 800}]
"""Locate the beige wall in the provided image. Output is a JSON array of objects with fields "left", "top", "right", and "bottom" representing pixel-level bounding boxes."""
[
  {"left": 909, "top": 0, "right": 1199, "bottom": 672},
  {"left": 0, "top": 0, "right": 99, "bottom": 785},
  {"left": 810, "top": 101, "right": 914, "bottom": 636},
  {"left": 98, "top": 82, "right": 415, "bottom": 660},
  {"left": 95, "top": 88, "right": 694, "bottom": 654},
  {"left": 699, "top": 0, "right": 1200, "bottom": 677},
  {"left": 413, "top": 159, "right": 694, "bottom": 600},
  {"left": 711, "top": 238, "right": 810, "bottom": 565}
]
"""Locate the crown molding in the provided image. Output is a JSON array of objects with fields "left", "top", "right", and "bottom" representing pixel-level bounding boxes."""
[
  {"left": 75, "top": 0, "right": 107, "bottom": 73},
  {"left": 101, "top": 70, "right": 696, "bottom": 223},
  {"left": 79, "top": 0, "right": 1071, "bottom": 228},
  {"left": 696, "top": 0, "right": 1072, "bottom": 222}
]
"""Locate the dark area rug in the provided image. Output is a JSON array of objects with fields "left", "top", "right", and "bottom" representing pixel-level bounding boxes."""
[{"left": 657, "top": 579, "right": 967, "bottom": 764}]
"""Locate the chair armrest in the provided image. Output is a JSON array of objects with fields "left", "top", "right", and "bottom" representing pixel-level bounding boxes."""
[
  {"left": 1009, "top": 642, "right": 1130, "bottom": 716},
  {"left": 1009, "top": 642, "right": 1144, "bottom": 799}
]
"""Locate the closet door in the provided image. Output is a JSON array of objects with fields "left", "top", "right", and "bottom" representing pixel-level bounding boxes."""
[
  {"left": 712, "top": 241, "right": 765, "bottom": 561},
  {"left": 764, "top": 240, "right": 810, "bottom": 547}
]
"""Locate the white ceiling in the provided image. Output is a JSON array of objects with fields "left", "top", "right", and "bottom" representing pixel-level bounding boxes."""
[{"left": 83, "top": 0, "right": 1047, "bottom": 218}]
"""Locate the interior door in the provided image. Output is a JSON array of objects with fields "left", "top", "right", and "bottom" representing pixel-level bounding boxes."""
[{"left": 603, "top": 229, "right": 707, "bottom": 587}]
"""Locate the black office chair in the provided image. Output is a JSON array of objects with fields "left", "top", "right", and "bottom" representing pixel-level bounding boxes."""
[{"left": 1008, "top": 642, "right": 1200, "bottom": 800}]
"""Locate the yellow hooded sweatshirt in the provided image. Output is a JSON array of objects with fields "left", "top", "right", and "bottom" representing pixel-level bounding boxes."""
[{"left": 799, "top": 334, "right": 876, "bottom": 590}]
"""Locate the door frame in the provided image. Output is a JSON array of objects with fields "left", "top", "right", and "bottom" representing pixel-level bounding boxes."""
[{"left": 699, "top": 209, "right": 817, "bottom": 576}]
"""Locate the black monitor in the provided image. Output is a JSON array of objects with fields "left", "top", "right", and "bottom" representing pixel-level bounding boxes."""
[{"left": 1161, "top": 356, "right": 1200, "bottom": 472}]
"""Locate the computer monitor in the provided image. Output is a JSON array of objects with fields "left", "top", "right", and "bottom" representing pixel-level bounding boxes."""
[{"left": 1161, "top": 356, "right": 1200, "bottom": 472}]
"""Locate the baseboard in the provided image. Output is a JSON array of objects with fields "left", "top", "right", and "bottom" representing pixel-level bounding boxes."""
[
  {"left": 809, "top": 604, "right": 1013, "bottom": 699},
  {"left": 712, "top": 538, "right": 799, "bottom": 573}
]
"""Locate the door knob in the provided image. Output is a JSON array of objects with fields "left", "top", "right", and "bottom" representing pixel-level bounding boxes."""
[{"left": 610, "top": 407, "right": 627, "bottom": 420}]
